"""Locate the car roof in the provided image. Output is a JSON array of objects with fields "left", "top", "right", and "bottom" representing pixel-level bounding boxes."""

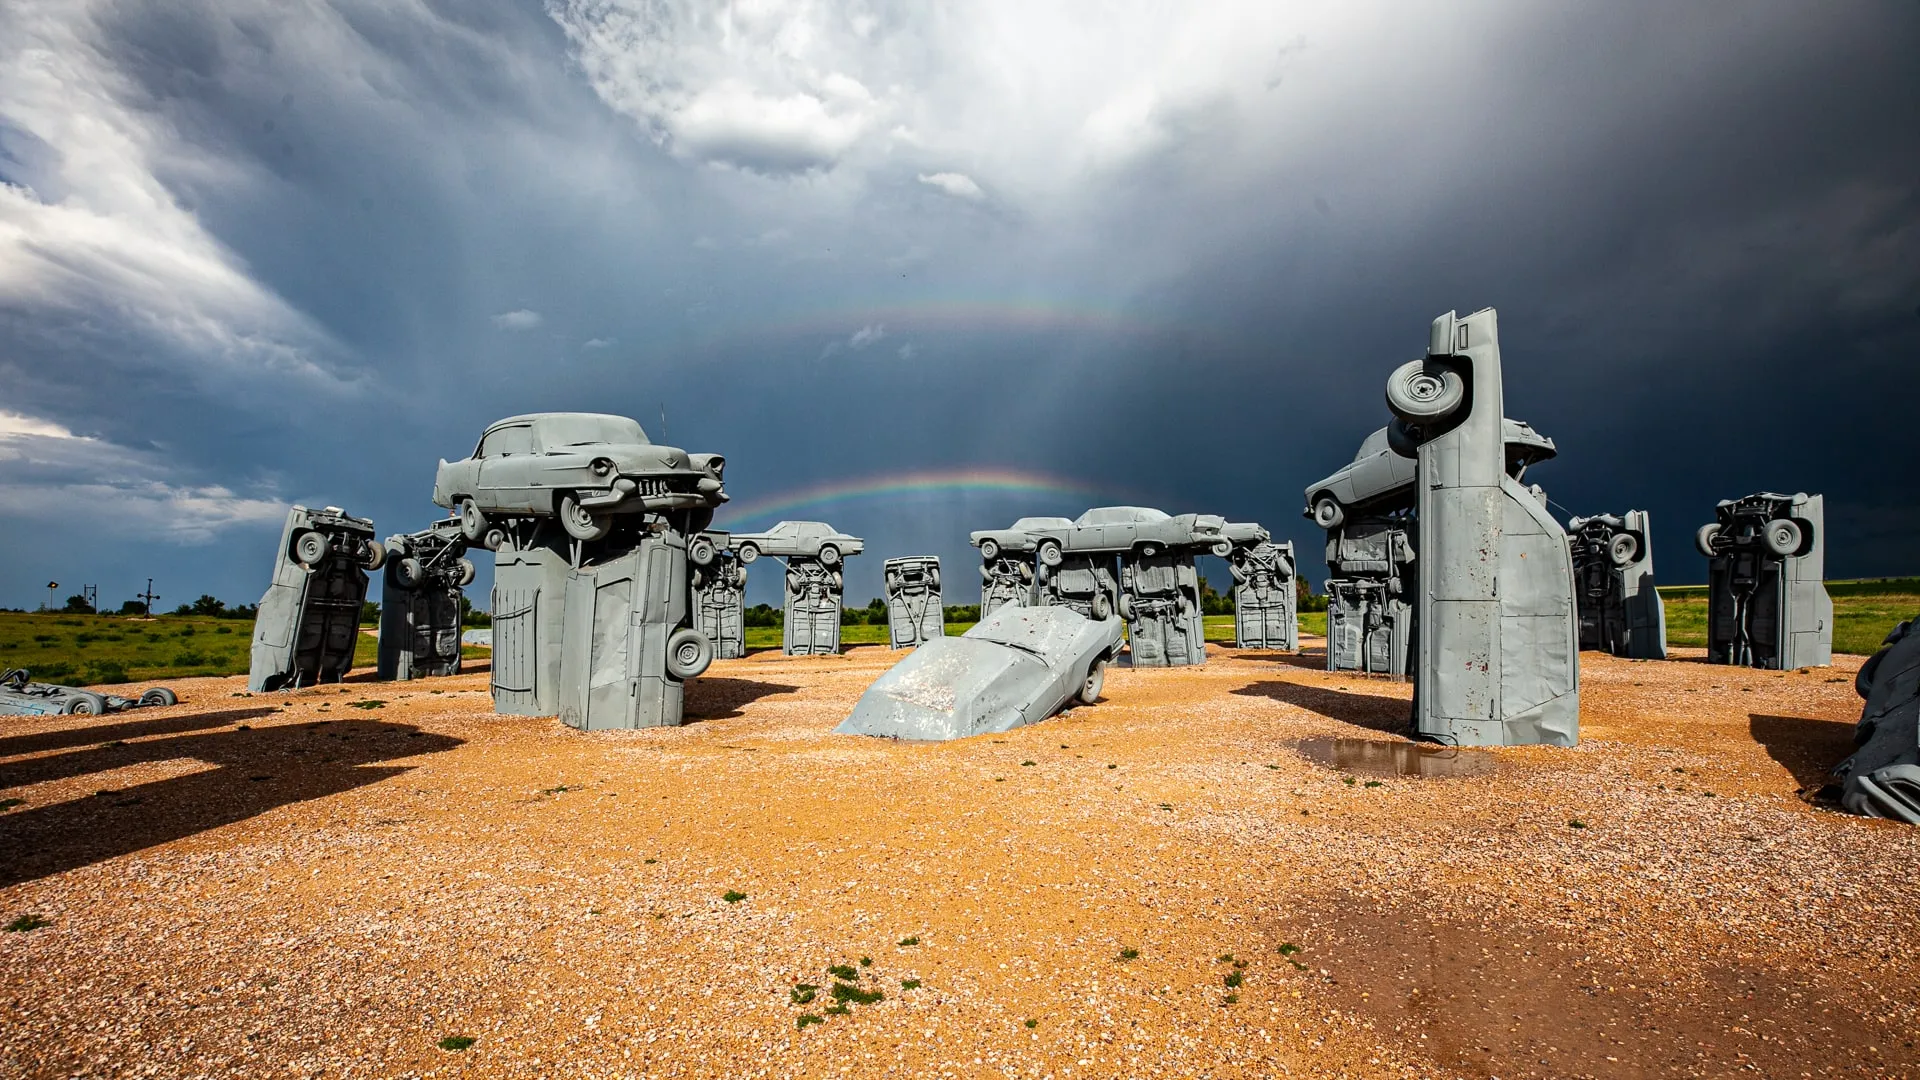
[
  {"left": 1075, "top": 506, "right": 1169, "bottom": 526},
  {"left": 1010, "top": 516, "right": 1074, "bottom": 530},
  {"left": 486, "top": 412, "right": 649, "bottom": 435},
  {"left": 965, "top": 605, "right": 1095, "bottom": 659}
]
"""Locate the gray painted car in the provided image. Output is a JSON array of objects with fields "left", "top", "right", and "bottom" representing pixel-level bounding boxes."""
[
  {"left": 729, "top": 520, "right": 865, "bottom": 566},
  {"left": 835, "top": 605, "right": 1124, "bottom": 741},
  {"left": 434, "top": 412, "right": 726, "bottom": 545},
  {"left": 972, "top": 508, "right": 1229, "bottom": 567},
  {"left": 0, "top": 668, "right": 178, "bottom": 716},
  {"left": 1302, "top": 418, "right": 1557, "bottom": 529}
]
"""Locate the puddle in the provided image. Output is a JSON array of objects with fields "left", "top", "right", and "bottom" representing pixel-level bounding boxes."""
[{"left": 1294, "top": 737, "right": 1497, "bottom": 778}]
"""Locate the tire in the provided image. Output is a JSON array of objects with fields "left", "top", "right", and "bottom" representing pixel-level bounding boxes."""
[
  {"left": 817, "top": 545, "right": 841, "bottom": 568},
  {"left": 1764, "top": 518, "right": 1803, "bottom": 557},
  {"left": 1311, "top": 496, "right": 1345, "bottom": 530},
  {"left": 1695, "top": 523, "right": 1722, "bottom": 558},
  {"left": 1386, "top": 416, "right": 1423, "bottom": 458},
  {"left": 1078, "top": 658, "right": 1107, "bottom": 704},
  {"left": 393, "top": 557, "right": 425, "bottom": 589},
  {"left": 688, "top": 536, "right": 717, "bottom": 567},
  {"left": 460, "top": 498, "right": 487, "bottom": 543},
  {"left": 1385, "top": 358, "right": 1466, "bottom": 422},
  {"left": 559, "top": 494, "right": 611, "bottom": 541},
  {"left": 1210, "top": 540, "right": 1233, "bottom": 558},
  {"left": 979, "top": 538, "right": 1001, "bottom": 561},
  {"left": 928, "top": 567, "right": 940, "bottom": 591},
  {"left": 1608, "top": 532, "right": 1640, "bottom": 567},
  {"left": 139, "top": 687, "right": 178, "bottom": 707},
  {"left": 1037, "top": 539, "right": 1063, "bottom": 568},
  {"left": 455, "top": 558, "right": 477, "bottom": 587},
  {"left": 362, "top": 539, "right": 387, "bottom": 571},
  {"left": 1091, "top": 593, "right": 1112, "bottom": 620},
  {"left": 665, "top": 628, "right": 714, "bottom": 680},
  {"left": 64, "top": 691, "right": 108, "bottom": 715},
  {"left": 483, "top": 527, "right": 508, "bottom": 553},
  {"left": 1117, "top": 593, "right": 1135, "bottom": 621},
  {"left": 737, "top": 543, "right": 760, "bottom": 565},
  {"left": 979, "top": 563, "right": 995, "bottom": 582},
  {"left": 294, "top": 530, "right": 330, "bottom": 566},
  {"left": 830, "top": 570, "right": 843, "bottom": 590},
  {"left": 1139, "top": 542, "right": 1161, "bottom": 559}
]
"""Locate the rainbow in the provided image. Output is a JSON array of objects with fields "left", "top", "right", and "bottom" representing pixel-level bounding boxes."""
[{"left": 715, "top": 467, "right": 1129, "bottom": 527}]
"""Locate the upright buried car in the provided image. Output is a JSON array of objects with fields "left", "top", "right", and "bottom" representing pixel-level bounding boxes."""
[
  {"left": 835, "top": 605, "right": 1123, "bottom": 741},
  {"left": 434, "top": 413, "right": 726, "bottom": 545}
]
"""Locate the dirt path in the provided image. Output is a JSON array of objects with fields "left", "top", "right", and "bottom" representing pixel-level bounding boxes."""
[{"left": 1, "top": 646, "right": 1913, "bottom": 1078}]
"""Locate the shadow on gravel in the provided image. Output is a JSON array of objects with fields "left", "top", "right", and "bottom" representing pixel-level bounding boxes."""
[
  {"left": 1232, "top": 679, "right": 1410, "bottom": 734},
  {"left": 1749, "top": 713, "right": 1856, "bottom": 791},
  {"left": 684, "top": 678, "right": 801, "bottom": 722},
  {"left": 0, "top": 712, "right": 461, "bottom": 887},
  {"left": 1277, "top": 891, "right": 1919, "bottom": 1080},
  {"left": 0, "top": 707, "right": 274, "bottom": 759}
]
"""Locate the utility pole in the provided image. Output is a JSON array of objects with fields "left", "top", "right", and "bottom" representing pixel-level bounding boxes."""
[
  {"left": 138, "top": 579, "right": 160, "bottom": 619},
  {"left": 82, "top": 584, "right": 97, "bottom": 614}
]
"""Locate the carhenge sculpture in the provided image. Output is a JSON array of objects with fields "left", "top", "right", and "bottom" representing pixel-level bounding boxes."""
[
  {"left": 434, "top": 412, "right": 729, "bottom": 725},
  {"left": 377, "top": 517, "right": 476, "bottom": 680},
  {"left": 1698, "top": 492, "right": 1832, "bottom": 669},
  {"left": 1567, "top": 511, "right": 1666, "bottom": 659},
  {"left": 1228, "top": 528, "right": 1299, "bottom": 651},
  {"left": 726, "top": 521, "right": 865, "bottom": 656},
  {"left": 971, "top": 517, "right": 1065, "bottom": 617},
  {"left": 690, "top": 531, "right": 747, "bottom": 660},
  {"left": 1834, "top": 618, "right": 1920, "bottom": 823},
  {"left": 1383, "top": 308, "right": 1579, "bottom": 746},
  {"left": 249, "top": 505, "right": 387, "bottom": 692},
  {"left": 884, "top": 556, "right": 944, "bottom": 649}
]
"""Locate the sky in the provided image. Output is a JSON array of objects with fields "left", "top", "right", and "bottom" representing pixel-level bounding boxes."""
[{"left": 2, "top": 0, "right": 1917, "bottom": 613}]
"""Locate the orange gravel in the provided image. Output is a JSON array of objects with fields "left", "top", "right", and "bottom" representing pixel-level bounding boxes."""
[{"left": 2, "top": 642, "right": 1915, "bottom": 1079}]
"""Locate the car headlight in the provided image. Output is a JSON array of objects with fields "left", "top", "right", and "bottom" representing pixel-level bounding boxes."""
[{"left": 590, "top": 457, "right": 615, "bottom": 478}]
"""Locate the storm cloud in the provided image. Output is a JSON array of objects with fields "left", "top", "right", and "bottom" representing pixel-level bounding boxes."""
[{"left": 2, "top": 0, "right": 1917, "bottom": 611}]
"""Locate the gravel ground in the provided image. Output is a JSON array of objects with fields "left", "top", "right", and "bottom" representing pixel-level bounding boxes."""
[{"left": 1, "top": 642, "right": 1914, "bottom": 1079}]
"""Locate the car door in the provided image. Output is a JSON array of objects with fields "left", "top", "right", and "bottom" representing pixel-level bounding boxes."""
[{"left": 477, "top": 424, "right": 537, "bottom": 512}]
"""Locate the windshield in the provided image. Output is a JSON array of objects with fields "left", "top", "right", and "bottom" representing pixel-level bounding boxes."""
[{"left": 539, "top": 414, "right": 649, "bottom": 448}]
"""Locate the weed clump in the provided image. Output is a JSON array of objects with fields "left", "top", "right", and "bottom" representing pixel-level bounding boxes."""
[
  {"left": 722, "top": 890, "right": 747, "bottom": 904},
  {"left": 796, "top": 1014, "right": 823, "bottom": 1030},
  {"left": 830, "top": 983, "right": 883, "bottom": 1006},
  {"left": 437, "top": 1035, "right": 476, "bottom": 1052},
  {"left": 897, "top": 936, "right": 919, "bottom": 947},
  {"left": 790, "top": 984, "right": 818, "bottom": 1005},
  {"left": 5, "top": 914, "right": 50, "bottom": 933},
  {"left": 1116, "top": 947, "right": 1139, "bottom": 962}
]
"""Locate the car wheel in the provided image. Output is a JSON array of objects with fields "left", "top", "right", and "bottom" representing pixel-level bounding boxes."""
[
  {"left": 1037, "top": 539, "right": 1064, "bottom": 568},
  {"left": 483, "top": 527, "right": 508, "bottom": 552},
  {"left": 1079, "top": 658, "right": 1108, "bottom": 705},
  {"left": 293, "top": 529, "right": 330, "bottom": 566},
  {"left": 1385, "top": 357, "right": 1466, "bottom": 422},
  {"left": 460, "top": 498, "right": 487, "bottom": 543},
  {"left": 979, "top": 538, "right": 1001, "bottom": 561},
  {"left": 979, "top": 562, "right": 995, "bottom": 582},
  {"left": 830, "top": 570, "right": 843, "bottom": 591},
  {"left": 64, "top": 691, "right": 108, "bottom": 715},
  {"left": 1091, "top": 593, "right": 1113, "bottom": 620},
  {"left": 139, "top": 687, "right": 178, "bottom": 707},
  {"left": 1695, "top": 523, "right": 1722, "bottom": 558},
  {"left": 1608, "top": 532, "right": 1640, "bottom": 567},
  {"left": 1117, "top": 593, "right": 1135, "bottom": 621},
  {"left": 1139, "top": 542, "right": 1160, "bottom": 559},
  {"left": 665, "top": 628, "right": 715, "bottom": 680},
  {"left": 392, "top": 556, "right": 425, "bottom": 589},
  {"left": 688, "top": 535, "right": 717, "bottom": 567},
  {"left": 455, "top": 558, "right": 477, "bottom": 587},
  {"left": 559, "top": 494, "right": 611, "bottom": 542},
  {"left": 1311, "top": 496, "right": 1345, "bottom": 530},
  {"left": 1386, "top": 416, "right": 1424, "bottom": 459},
  {"left": 737, "top": 543, "right": 760, "bottom": 564},
  {"left": 1764, "top": 518, "right": 1803, "bottom": 557},
  {"left": 1210, "top": 539, "right": 1233, "bottom": 558},
  {"left": 818, "top": 544, "right": 841, "bottom": 568},
  {"left": 928, "top": 567, "right": 940, "bottom": 591},
  {"left": 362, "top": 539, "right": 387, "bottom": 571}
]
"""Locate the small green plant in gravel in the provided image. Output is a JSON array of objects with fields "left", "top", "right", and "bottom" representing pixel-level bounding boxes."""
[
  {"left": 538, "top": 785, "right": 577, "bottom": 796},
  {"left": 859, "top": 955, "right": 872, "bottom": 967},
  {"left": 1021, "top": 760, "right": 1036, "bottom": 766},
  {"left": 897, "top": 936, "right": 919, "bottom": 946},
  {"left": 830, "top": 982, "right": 883, "bottom": 1006},
  {"left": 1224, "top": 971, "right": 1244, "bottom": 988},
  {"left": 796, "top": 1014, "right": 823, "bottom": 1030},
  {"left": 1568, "top": 819, "right": 1588, "bottom": 829},
  {"left": 901, "top": 979, "right": 921, "bottom": 990},
  {"left": 1024, "top": 1018, "right": 1038, "bottom": 1029},
  {"left": 5, "top": 914, "right": 50, "bottom": 932},
  {"left": 722, "top": 890, "right": 747, "bottom": 904},
  {"left": 790, "top": 984, "right": 818, "bottom": 1005},
  {"left": 827, "top": 963, "right": 857, "bottom": 980},
  {"left": 347, "top": 700, "right": 386, "bottom": 710},
  {"left": 0, "top": 798, "right": 24, "bottom": 810},
  {"left": 824, "top": 1004, "right": 850, "bottom": 1016},
  {"left": 1217, "top": 953, "right": 1234, "bottom": 962},
  {"left": 1363, "top": 780, "right": 1384, "bottom": 788},
  {"left": 1116, "top": 947, "right": 1139, "bottom": 962},
  {"left": 1222, "top": 993, "right": 1239, "bottom": 1005},
  {"left": 437, "top": 1035, "right": 476, "bottom": 1052}
]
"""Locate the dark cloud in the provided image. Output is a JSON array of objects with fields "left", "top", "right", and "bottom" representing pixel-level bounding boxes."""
[{"left": 2, "top": 0, "right": 1917, "bottom": 616}]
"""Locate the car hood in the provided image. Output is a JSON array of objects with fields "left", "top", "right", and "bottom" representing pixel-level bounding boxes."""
[
  {"left": 545, "top": 442, "right": 692, "bottom": 471},
  {"left": 835, "top": 637, "right": 1050, "bottom": 741}
]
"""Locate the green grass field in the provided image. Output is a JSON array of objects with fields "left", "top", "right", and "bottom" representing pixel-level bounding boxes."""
[{"left": 9, "top": 579, "right": 1918, "bottom": 686}]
